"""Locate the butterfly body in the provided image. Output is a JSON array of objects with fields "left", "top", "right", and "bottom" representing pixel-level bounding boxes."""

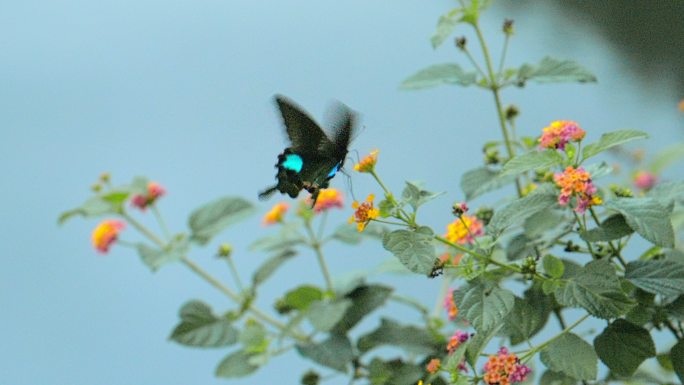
[{"left": 259, "top": 95, "right": 356, "bottom": 205}]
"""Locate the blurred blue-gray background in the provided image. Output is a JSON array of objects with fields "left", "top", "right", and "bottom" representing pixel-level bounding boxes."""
[{"left": 1, "top": 0, "right": 683, "bottom": 384}]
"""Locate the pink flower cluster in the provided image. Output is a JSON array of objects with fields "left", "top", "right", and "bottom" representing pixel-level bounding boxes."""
[
  {"left": 447, "top": 330, "right": 470, "bottom": 353},
  {"left": 443, "top": 288, "right": 458, "bottom": 321},
  {"left": 483, "top": 347, "right": 531, "bottom": 385},
  {"left": 131, "top": 182, "right": 166, "bottom": 210},
  {"left": 554, "top": 166, "right": 601, "bottom": 213},
  {"left": 539, "top": 120, "right": 585, "bottom": 150}
]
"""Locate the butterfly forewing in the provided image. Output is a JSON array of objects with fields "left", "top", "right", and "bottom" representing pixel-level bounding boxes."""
[{"left": 274, "top": 95, "right": 332, "bottom": 157}]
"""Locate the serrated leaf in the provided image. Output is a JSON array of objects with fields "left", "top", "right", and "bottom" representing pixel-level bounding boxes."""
[
  {"left": 487, "top": 189, "right": 558, "bottom": 236},
  {"left": 670, "top": 339, "right": 684, "bottom": 383},
  {"left": 307, "top": 299, "right": 352, "bottom": 332},
  {"left": 506, "top": 233, "right": 534, "bottom": 261},
  {"left": 382, "top": 226, "right": 436, "bottom": 275},
  {"left": 296, "top": 334, "right": 354, "bottom": 373},
  {"left": 215, "top": 350, "right": 260, "bottom": 378},
  {"left": 136, "top": 236, "right": 189, "bottom": 272},
  {"left": 502, "top": 297, "right": 544, "bottom": 345},
  {"left": 541, "top": 333, "right": 597, "bottom": 380},
  {"left": 517, "top": 56, "right": 597, "bottom": 84},
  {"left": 543, "top": 255, "right": 565, "bottom": 278},
  {"left": 357, "top": 318, "right": 438, "bottom": 355},
  {"left": 648, "top": 181, "right": 684, "bottom": 206},
  {"left": 593, "top": 319, "right": 655, "bottom": 377},
  {"left": 453, "top": 280, "right": 515, "bottom": 332},
  {"left": 582, "top": 130, "right": 649, "bottom": 161},
  {"left": 554, "top": 259, "right": 634, "bottom": 319},
  {"left": 465, "top": 323, "right": 502, "bottom": 366},
  {"left": 580, "top": 214, "right": 634, "bottom": 242},
  {"left": 539, "top": 370, "right": 577, "bottom": 385},
  {"left": 665, "top": 295, "right": 684, "bottom": 321},
  {"left": 332, "top": 284, "right": 392, "bottom": 333},
  {"left": 170, "top": 300, "right": 238, "bottom": 348},
  {"left": 400, "top": 63, "right": 477, "bottom": 90},
  {"left": 401, "top": 181, "right": 445, "bottom": 211},
  {"left": 524, "top": 209, "right": 569, "bottom": 240},
  {"left": 367, "top": 358, "right": 424, "bottom": 385},
  {"left": 605, "top": 198, "right": 674, "bottom": 247},
  {"left": 431, "top": 8, "right": 461, "bottom": 49},
  {"left": 625, "top": 260, "right": 684, "bottom": 297},
  {"left": 584, "top": 161, "right": 614, "bottom": 179},
  {"left": 460, "top": 167, "right": 516, "bottom": 201},
  {"left": 501, "top": 150, "right": 563, "bottom": 177},
  {"left": 188, "top": 197, "right": 255, "bottom": 245},
  {"left": 252, "top": 249, "right": 296, "bottom": 287}
]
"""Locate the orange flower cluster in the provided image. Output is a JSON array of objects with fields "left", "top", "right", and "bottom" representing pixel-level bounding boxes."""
[
  {"left": 553, "top": 166, "right": 601, "bottom": 213},
  {"left": 92, "top": 220, "right": 125, "bottom": 253},
  {"left": 445, "top": 215, "right": 484, "bottom": 245},
  {"left": 349, "top": 194, "right": 379, "bottom": 232},
  {"left": 538, "top": 120, "right": 585, "bottom": 150},
  {"left": 483, "top": 347, "right": 531, "bottom": 385},
  {"left": 443, "top": 288, "right": 458, "bottom": 321},
  {"left": 354, "top": 150, "right": 378, "bottom": 173},
  {"left": 263, "top": 202, "right": 289, "bottom": 225},
  {"left": 426, "top": 358, "right": 441, "bottom": 374},
  {"left": 309, "top": 188, "right": 344, "bottom": 213}
]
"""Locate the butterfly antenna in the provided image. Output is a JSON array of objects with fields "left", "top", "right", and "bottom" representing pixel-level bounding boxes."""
[{"left": 258, "top": 186, "right": 278, "bottom": 201}]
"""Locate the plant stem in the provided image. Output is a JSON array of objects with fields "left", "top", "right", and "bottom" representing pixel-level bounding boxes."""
[
  {"left": 497, "top": 34, "right": 510, "bottom": 77},
  {"left": 225, "top": 256, "right": 244, "bottom": 292},
  {"left": 304, "top": 220, "right": 334, "bottom": 293},
  {"left": 151, "top": 205, "right": 171, "bottom": 240},
  {"left": 121, "top": 212, "right": 165, "bottom": 248},
  {"left": 588, "top": 207, "right": 627, "bottom": 267},
  {"left": 521, "top": 314, "right": 590, "bottom": 362},
  {"left": 435, "top": 235, "right": 521, "bottom": 273}
]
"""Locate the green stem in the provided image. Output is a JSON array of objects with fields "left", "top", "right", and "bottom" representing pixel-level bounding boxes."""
[
  {"left": 497, "top": 34, "right": 510, "bottom": 78},
  {"left": 121, "top": 212, "right": 165, "bottom": 248},
  {"left": 226, "top": 256, "right": 244, "bottom": 292},
  {"left": 180, "top": 256, "right": 308, "bottom": 342},
  {"left": 151, "top": 205, "right": 172, "bottom": 240},
  {"left": 572, "top": 211, "right": 597, "bottom": 258},
  {"left": 521, "top": 314, "right": 590, "bottom": 362},
  {"left": 304, "top": 220, "right": 334, "bottom": 293},
  {"left": 463, "top": 46, "right": 488, "bottom": 79},
  {"left": 588, "top": 207, "right": 627, "bottom": 267},
  {"left": 435, "top": 235, "right": 521, "bottom": 273}
]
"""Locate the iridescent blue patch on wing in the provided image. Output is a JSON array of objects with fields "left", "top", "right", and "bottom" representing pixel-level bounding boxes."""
[
  {"left": 327, "top": 163, "right": 341, "bottom": 178},
  {"left": 282, "top": 154, "right": 303, "bottom": 173}
]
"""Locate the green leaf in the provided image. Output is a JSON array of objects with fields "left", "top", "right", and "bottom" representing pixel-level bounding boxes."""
[
  {"left": 331, "top": 223, "right": 363, "bottom": 244},
  {"left": 554, "top": 259, "right": 634, "bottom": 319},
  {"left": 252, "top": 249, "right": 296, "bottom": 287},
  {"left": 357, "top": 318, "right": 439, "bottom": 355},
  {"left": 400, "top": 63, "right": 477, "bottom": 90},
  {"left": 169, "top": 300, "right": 238, "bottom": 348},
  {"left": 543, "top": 255, "right": 565, "bottom": 279},
  {"left": 332, "top": 284, "right": 392, "bottom": 333},
  {"left": 487, "top": 188, "right": 559, "bottom": 236},
  {"left": 580, "top": 214, "right": 634, "bottom": 242},
  {"left": 188, "top": 197, "right": 255, "bottom": 245},
  {"left": 539, "top": 370, "right": 577, "bottom": 385},
  {"left": 367, "top": 358, "right": 423, "bottom": 385},
  {"left": 501, "top": 150, "right": 563, "bottom": 177},
  {"left": 502, "top": 296, "right": 544, "bottom": 345},
  {"left": 306, "top": 299, "right": 353, "bottom": 332},
  {"left": 296, "top": 334, "right": 354, "bottom": 373},
  {"left": 665, "top": 295, "right": 684, "bottom": 321},
  {"left": 460, "top": 167, "right": 516, "bottom": 201},
  {"left": 593, "top": 319, "right": 655, "bottom": 376},
  {"left": 276, "top": 285, "right": 324, "bottom": 313},
  {"left": 605, "top": 198, "right": 674, "bottom": 247},
  {"left": 584, "top": 161, "right": 614, "bottom": 179},
  {"left": 136, "top": 236, "right": 189, "bottom": 272},
  {"left": 239, "top": 320, "right": 268, "bottom": 353},
  {"left": 59, "top": 194, "right": 126, "bottom": 224},
  {"left": 431, "top": 8, "right": 462, "bottom": 49},
  {"left": 582, "top": 129, "right": 649, "bottom": 161},
  {"left": 215, "top": 350, "right": 260, "bottom": 378},
  {"left": 541, "top": 333, "right": 597, "bottom": 380},
  {"left": 517, "top": 56, "right": 597, "bottom": 84},
  {"left": 625, "top": 260, "right": 684, "bottom": 297},
  {"left": 453, "top": 280, "right": 515, "bottom": 332},
  {"left": 648, "top": 181, "right": 684, "bottom": 206},
  {"left": 382, "top": 226, "right": 436, "bottom": 275},
  {"left": 250, "top": 222, "right": 305, "bottom": 252},
  {"left": 670, "top": 339, "right": 684, "bottom": 384},
  {"left": 465, "top": 323, "right": 502, "bottom": 367},
  {"left": 649, "top": 142, "right": 684, "bottom": 173},
  {"left": 401, "top": 181, "right": 445, "bottom": 211}
]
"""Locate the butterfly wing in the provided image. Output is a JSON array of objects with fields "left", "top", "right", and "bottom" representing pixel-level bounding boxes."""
[{"left": 274, "top": 95, "right": 332, "bottom": 156}]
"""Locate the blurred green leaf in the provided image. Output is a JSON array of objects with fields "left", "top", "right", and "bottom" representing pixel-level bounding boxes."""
[
  {"left": 594, "top": 319, "right": 655, "bottom": 377},
  {"left": 580, "top": 214, "right": 634, "bottom": 242},
  {"left": 625, "top": 260, "right": 684, "bottom": 297},
  {"left": 367, "top": 358, "right": 424, "bottom": 385},
  {"left": 357, "top": 318, "right": 439, "bottom": 355},
  {"left": 648, "top": 181, "right": 684, "bottom": 206},
  {"left": 582, "top": 129, "right": 649, "bottom": 161},
  {"left": 239, "top": 320, "right": 268, "bottom": 353},
  {"left": 169, "top": 300, "right": 238, "bottom": 348},
  {"left": 250, "top": 222, "right": 306, "bottom": 252},
  {"left": 59, "top": 191, "right": 129, "bottom": 224},
  {"left": 215, "top": 350, "right": 260, "bottom": 378},
  {"left": 307, "top": 299, "right": 352, "bottom": 332},
  {"left": 665, "top": 295, "right": 684, "bottom": 321},
  {"left": 671, "top": 339, "right": 684, "bottom": 383},
  {"left": 501, "top": 150, "right": 563, "bottom": 177},
  {"left": 460, "top": 167, "right": 516, "bottom": 201},
  {"left": 541, "top": 333, "right": 597, "bottom": 380},
  {"left": 297, "top": 334, "right": 354, "bottom": 373},
  {"left": 188, "top": 196, "right": 255, "bottom": 245},
  {"left": 252, "top": 249, "right": 296, "bottom": 287},
  {"left": 136, "top": 236, "right": 189, "bottom": 272},
  {"left": 332, "top": 284, "right": 392, "bottom": 333},
  {"left": 401, "top": 181, "right": 445, "bottom": 211},
  {"left": 517, "top": 56, "right": 597, "bottom": 84},
  {"left": 453, "top": 280, "right": 514, "bottom": 332},
  {"left": 431, "top": 8, "right": 462, "bottom": 49},
  {"left": 502, "top": 296, "right": 544, "bottom": 345},
  {"left": 382, "top": 226, "right": 436, "bottom": 275},
  {"left": 276, "top": 285, "right": 324, "bottom": 314},
  {"left": 605, "top": 197, "right": 674, "bottom": 247},
  {"left": 488, "top": 188, "right": 558, "bottom": 236},
  {"left": 649, "top": 142, "right": 684, "bottom": 173},
  {"left": 539, "top": 370, "right": 577, "bottom": 385},
  {"left": 543, "top": 255, "right": 565, "bottom": 279},
  {"left": 400, "top": 63, "right": 477, "bottom": 90},
  {"left": 465, "top": 323, "right": 502, "bottom": 367}
]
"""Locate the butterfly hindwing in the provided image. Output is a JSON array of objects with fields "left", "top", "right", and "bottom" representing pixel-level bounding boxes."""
[{"left": 259, "top": 95, "right": 356, "bottom": 205}]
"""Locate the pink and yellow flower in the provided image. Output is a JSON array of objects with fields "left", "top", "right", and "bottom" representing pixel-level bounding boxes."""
[
  {"left": 263, "top": 202, "right": 289, "bottom": 225},
  {"left": 554, "top": 166, "right": 601, "bottom": 213},
  {"left": 633, "top": 171, "right": 657, "bottom": 190},
  {"left": 354, "top": 150, "right": 379, "bottom": 173},
  {"left": 349, "top": 194, "right": 379, "bottom": 232},
  {"left": 426, "top": 358, "right": 441, "bottom": 374},
  {"left": 539, "top": 120, "right": 585, "bottom": 150},
  {"left": 444, "top": 288, "right": 458, "bottom": 321},
  {"left": 131, "top": 181, "right": 166, "bottom": 210},
  {"left": 483, "top": 347, "right": 531, "bottom": 385},
  {"left": 445, "top": 215, "right": 484, "bottom": 245},
  {"left": 447, "top": 330, "right": 470, "bottom": 353},
  {"left": 308, "top": 188, "right": 344, "bottom": 213},
  {"left": 92, "top": 219, "right": 125, "bottom": 253}
]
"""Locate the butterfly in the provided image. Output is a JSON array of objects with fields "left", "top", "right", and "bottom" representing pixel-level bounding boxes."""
[{"left": 259, "top": 94, "right": 357, "bottom": 206}]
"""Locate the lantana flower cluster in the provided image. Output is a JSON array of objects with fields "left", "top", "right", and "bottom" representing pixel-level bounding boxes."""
[
  {"left": 445, "top": 215, "right": 484, "bottom": 245},
  {"left": 131, "top": 181, "right": 166, "bottom": 210},
  {"left": 553, "top": 166, "right": 601, "bottom": 213},
  {"left": 443, "top": 288, "right": 458, "bottom": 321},
  {"left": 446, "top": 329, "right": 470, "bottom": 353},
  {"left": 482, "top": 347, "right": 531, "bottom": 385},
  {"left": 538, "top": 120, "right": 585, "bottom": 150},
  {"left": 354, "top": 149, "right": 379, "bottom": 173},
  {"left": 349, "top": 194, "right": 379, "bottom": 232},
  {"left": 309, "top": 189, "right": 344, "bottom": 213},
  {"left": 91, "top": 219, "right": 125, "bottom": 253}
]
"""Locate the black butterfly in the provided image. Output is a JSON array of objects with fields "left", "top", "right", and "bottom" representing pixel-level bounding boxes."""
[{"left": 259, "top": 95, "right": 357, "bottom": 206}]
